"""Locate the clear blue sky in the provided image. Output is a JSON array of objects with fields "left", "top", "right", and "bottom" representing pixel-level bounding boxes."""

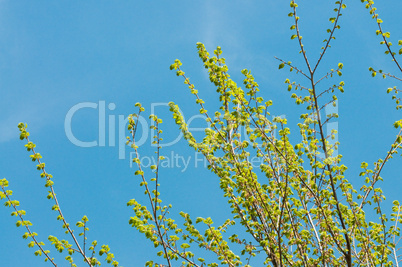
[{"left": 1, "top": 1, "right": 401, "bottom": 266}]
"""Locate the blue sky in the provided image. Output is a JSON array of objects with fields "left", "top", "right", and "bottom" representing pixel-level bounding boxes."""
[{"left": 1, "top": 1, "right": 401, "bottom": 266}]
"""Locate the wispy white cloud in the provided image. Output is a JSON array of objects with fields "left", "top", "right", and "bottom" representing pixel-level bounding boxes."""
[
  {"left": 0, "top": 111, "right": 27, "bottom": 143},
  {"left": 199, "top": 1, "right": 279, "bottom": 85},
  {"left": 0, "top": 97, "right": 63, "bottom": 143}
]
